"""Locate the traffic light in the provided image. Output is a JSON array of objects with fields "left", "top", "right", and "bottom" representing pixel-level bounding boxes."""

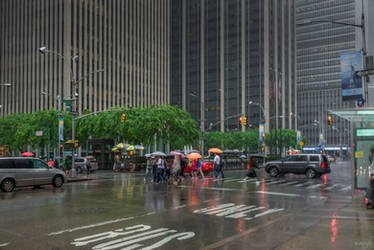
[
  {"left": 243, "top": 116, "right": 247, "bottom": 126},
  {"left": 239, "top": 116, "right": 243, "bottom": 125},
  {"left": 327, "top": 115, "right": 332, "bottom": 126},
  {"left": 121, "top": 114, "right": 126, "bottom": 123}
]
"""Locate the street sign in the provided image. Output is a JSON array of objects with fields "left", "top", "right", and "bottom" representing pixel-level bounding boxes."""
[{"left": 35, "top": 130, "right": 43, "bottom": 136}]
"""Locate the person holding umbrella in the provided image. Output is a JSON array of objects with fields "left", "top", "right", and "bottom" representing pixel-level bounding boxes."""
[{"left": 214, "top": 152, "right": 224, "bottom": 180}]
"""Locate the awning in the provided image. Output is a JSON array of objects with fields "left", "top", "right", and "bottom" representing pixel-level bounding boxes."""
[{"left": 329, "top": 108, "right": 374, "bottom": 122}]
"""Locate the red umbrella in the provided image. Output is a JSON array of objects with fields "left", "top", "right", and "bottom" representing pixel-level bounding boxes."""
[
  {"left": 170, "top": 151, "right": 186, "bottom": 158},
  {"left": 21, "top": 152, "right": 34, "bottom": 157}
]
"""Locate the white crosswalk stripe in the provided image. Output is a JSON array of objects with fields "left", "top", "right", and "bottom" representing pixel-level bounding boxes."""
[
  {"left": 294, "top": 182, "right": 311, "bottom": 187},
  {"left": 307, "top": 183, "right": 323, "bottom": 189},
  {"left": 324, "top": 184, "right": 339, "bottom": 190},
  {"left": 339, "top": 185, "right": 352, "bottom": 191},
  {"left": 279, "top": 181, "right": 300, "bottom": 186}
]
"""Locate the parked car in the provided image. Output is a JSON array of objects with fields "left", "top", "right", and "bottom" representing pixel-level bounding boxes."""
[
  {"left": 74, "top": 157, "right": 98, "bottom": 174},
  {"left": 326, "top": 154, "right": 336, "bottom": 163},
  {"left": 265, "top": 154, "right": 330, "bottom": 178},
  {"left": 0, "top": 157, "right": 66, "bottom": 192}
]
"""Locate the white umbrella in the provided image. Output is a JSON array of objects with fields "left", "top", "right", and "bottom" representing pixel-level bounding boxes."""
[{"left": 151, "top": 151, "right": 167, "bottom": 157}]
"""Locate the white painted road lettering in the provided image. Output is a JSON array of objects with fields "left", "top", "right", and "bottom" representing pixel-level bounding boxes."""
[
  {"left": 68, "top": 224, "right": 194, "bottom": 250},
  {"left": 0, "top": 243, "right": 10, "bottom": 247},
  {"left": 194, "top": 203, "right": 283, "bottom": 220}
]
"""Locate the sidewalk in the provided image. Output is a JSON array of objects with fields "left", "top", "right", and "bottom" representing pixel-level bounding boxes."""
[
  {"left": 66, "top": 175, "right": 93, "bottom": 183},
  {"left": 275, "top": 194, "right": 374, "bottom": 250}
]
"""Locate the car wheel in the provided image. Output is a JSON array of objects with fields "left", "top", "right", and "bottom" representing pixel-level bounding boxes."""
[
  {"left": 53, "top": 175, "right": 64, "bottom": 188},
  {"left": 269, "top": 167, "right": 280, "bottom": 177},
  {"left": 76, "top": 167, "right": 82, "bottom": 174},
  {"left": 305, "top": 168, "right": 317, "bottom": 179},
  {"left": 1, "top": 178, "right": 15, "bottom": 192}
]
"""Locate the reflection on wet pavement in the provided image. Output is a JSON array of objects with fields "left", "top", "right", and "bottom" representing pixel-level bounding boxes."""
[{"left": 0, "top": 160, "right": 373, "bottom": 249}]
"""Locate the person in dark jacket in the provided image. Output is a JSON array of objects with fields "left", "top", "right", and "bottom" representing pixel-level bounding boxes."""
[{"left": 244, "top": 157, "right": 257, "bottom": 180}]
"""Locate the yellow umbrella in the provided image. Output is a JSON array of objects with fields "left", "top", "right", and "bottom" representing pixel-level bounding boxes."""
[
  {"left": 112, "top": 147, "right": 119, "bottom": 152},
  {"left": 208, "top": 148, "right": 223, "bottom": 154},
  {"left": 115, "top": 143, "right": 125, "bottom": 149},
  {"left": 187, "top": 152, "right": 202, "bottom": 160}
]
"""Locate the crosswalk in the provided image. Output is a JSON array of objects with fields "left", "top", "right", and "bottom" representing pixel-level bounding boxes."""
[{"left": 225, "top": 177, "right": 351, "bottom": 192}]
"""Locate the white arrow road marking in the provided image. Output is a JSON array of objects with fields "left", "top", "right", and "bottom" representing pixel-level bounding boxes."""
[
  {"left": 48, "top": 217, "right": 135, "bottom": 236},
  {"left": 72, "top": 225, "right": 151, "bottom": 247},
  {"left": 255, "top": 191, "right": 301, "bottom": 197},
  {"left": 0, "top": 243, "right": 10, "bottom": 247},
  {"left": 92, "top": 229, "right": 176, "bottom": 250},
  {"left": 245, "top": 208, "right": 285, "bottom": 220},
  {"left": 226, "top": 207, "right": 265, "bottom": 219},
  {"left": 210, "top": 205, "right": 255, "bottom": 216},
  {"left": 307, "top": 184, "right": 323, "bottom": 189}
]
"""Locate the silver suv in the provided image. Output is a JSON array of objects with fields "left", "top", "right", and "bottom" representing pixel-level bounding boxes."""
[
  {"left": 74, "top": 157, "right": 98, "bottom": 174},
  {"left": 0, "top": 157, "right": 66, "bottom": 192},
  {"left": 265, "top": 154, "right": 330, "bottom": 178}
]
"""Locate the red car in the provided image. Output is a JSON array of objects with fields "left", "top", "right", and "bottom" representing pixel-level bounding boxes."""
[{"left": 184, "top": 161, "right": 214, "bottom": 173}]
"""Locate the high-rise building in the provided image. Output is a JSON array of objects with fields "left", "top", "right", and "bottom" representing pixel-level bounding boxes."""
[
  {"left": 171, "top": 0, "right": 297, "bottom": 135},
  {"left": 296, "top": 0, "right": 359, "bottom": 147},
  {"left": 0, "top": 0, "right": 170, "bottom": 116}
]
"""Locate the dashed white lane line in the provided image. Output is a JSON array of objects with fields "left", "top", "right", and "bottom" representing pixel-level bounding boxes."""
[
  {"left": 0, "top": 243, "right": 10, "bottom": 247},
  {"left": 255, "top": 191, "right": 301, "bottom": 197},
  {"left": 294, "top": 182, "right": 310, "bottom": 187}
]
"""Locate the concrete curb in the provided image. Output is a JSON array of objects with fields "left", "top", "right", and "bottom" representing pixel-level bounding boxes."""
[{"left": 67, "top": 177, "right": 93, "bottom": 183}]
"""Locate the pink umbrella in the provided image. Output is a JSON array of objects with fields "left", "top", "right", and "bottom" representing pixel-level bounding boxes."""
[
  {"left": 170, "top": 151, "right": 186, "bottom": 158},
  {"left": 21, "top": 152, "right": 35, "bottom": 157}
]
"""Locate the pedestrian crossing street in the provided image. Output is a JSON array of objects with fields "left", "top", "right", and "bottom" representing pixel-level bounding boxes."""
[{"left": 220, "top": 177, "right": 353, "bottom": 192}]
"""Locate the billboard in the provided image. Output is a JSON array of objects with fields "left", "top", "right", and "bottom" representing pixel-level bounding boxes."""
[{"left": 340, "top": 51, "right": 363, "bottom": 100}]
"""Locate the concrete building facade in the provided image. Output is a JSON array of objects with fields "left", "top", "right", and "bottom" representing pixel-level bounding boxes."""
[
  {"left": 0, "top": 0, "right": 170, "bottom": 116},
  {"left": 171, "top": 0, "right": 297, "bottom": 135},
  {"left": 296, "top": 0, "right": 360, "bottom": 147}
]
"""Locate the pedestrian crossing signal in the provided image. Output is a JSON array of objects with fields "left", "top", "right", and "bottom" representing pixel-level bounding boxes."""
[{"left": 121, "top": 114, "right": 126, "bottom": 123}]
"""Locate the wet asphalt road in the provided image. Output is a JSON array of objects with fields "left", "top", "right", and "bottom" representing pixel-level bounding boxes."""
[{"left": 0, "top": 160, "right": 373, "bottom": 250}]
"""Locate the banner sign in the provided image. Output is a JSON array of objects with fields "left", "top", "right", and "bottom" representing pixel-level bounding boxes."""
[
  {"left": 319, "top": 133, "right": 324, "bottom": 148},
  {"left": 340, "top": 51, "right": 363, "bottom": 100},
  {"left": 259, "top": 124, "right": 265, "bottom": 143},
  {"left": 59, "top": 117, "right": 64, "bottom": 141},
  {"left": 297, "top": 130, "right": 301, "bottom": 145}
]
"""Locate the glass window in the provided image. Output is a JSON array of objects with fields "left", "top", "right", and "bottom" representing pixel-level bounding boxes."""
[
  {"left": 75, "top": 158, "right": 85, "bottom": 163},
  {"left": 0, "top": 160, "right": 15, "bottom": 169},
  {"left": 310, "top": 155, "right": 320, "bottom": 162},
  {"left": 33, "top": 160, "right": 48, "bottom": 169},
  {"left": 294, "top": 155, "right": 308, "bottom": 162},
  {"left": 14, "top": 159, "right": 33, "bottom": 169}
]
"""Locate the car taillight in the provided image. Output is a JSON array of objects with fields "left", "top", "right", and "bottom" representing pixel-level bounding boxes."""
[
  {"left": 321, "top": 162, "right": 325, "bottom": 168},
  {"left": 365, "top": 197, "right": 369, "bottom": 205}
]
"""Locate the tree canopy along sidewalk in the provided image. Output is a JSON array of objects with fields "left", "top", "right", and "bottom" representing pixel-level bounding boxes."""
[{"left": 0, "top": 105, "right": 199, "bottom": 154}]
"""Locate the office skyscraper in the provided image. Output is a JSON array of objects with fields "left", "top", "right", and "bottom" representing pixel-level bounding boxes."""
[
  {"left": 296, "top": 0, "right": 358, "bottom": 147},
  {"left": 0, "top": 0, "right": 170, "bottom": 116},
  {"left": 171, "top": 0, "right": 297, "bottom": 135}
]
